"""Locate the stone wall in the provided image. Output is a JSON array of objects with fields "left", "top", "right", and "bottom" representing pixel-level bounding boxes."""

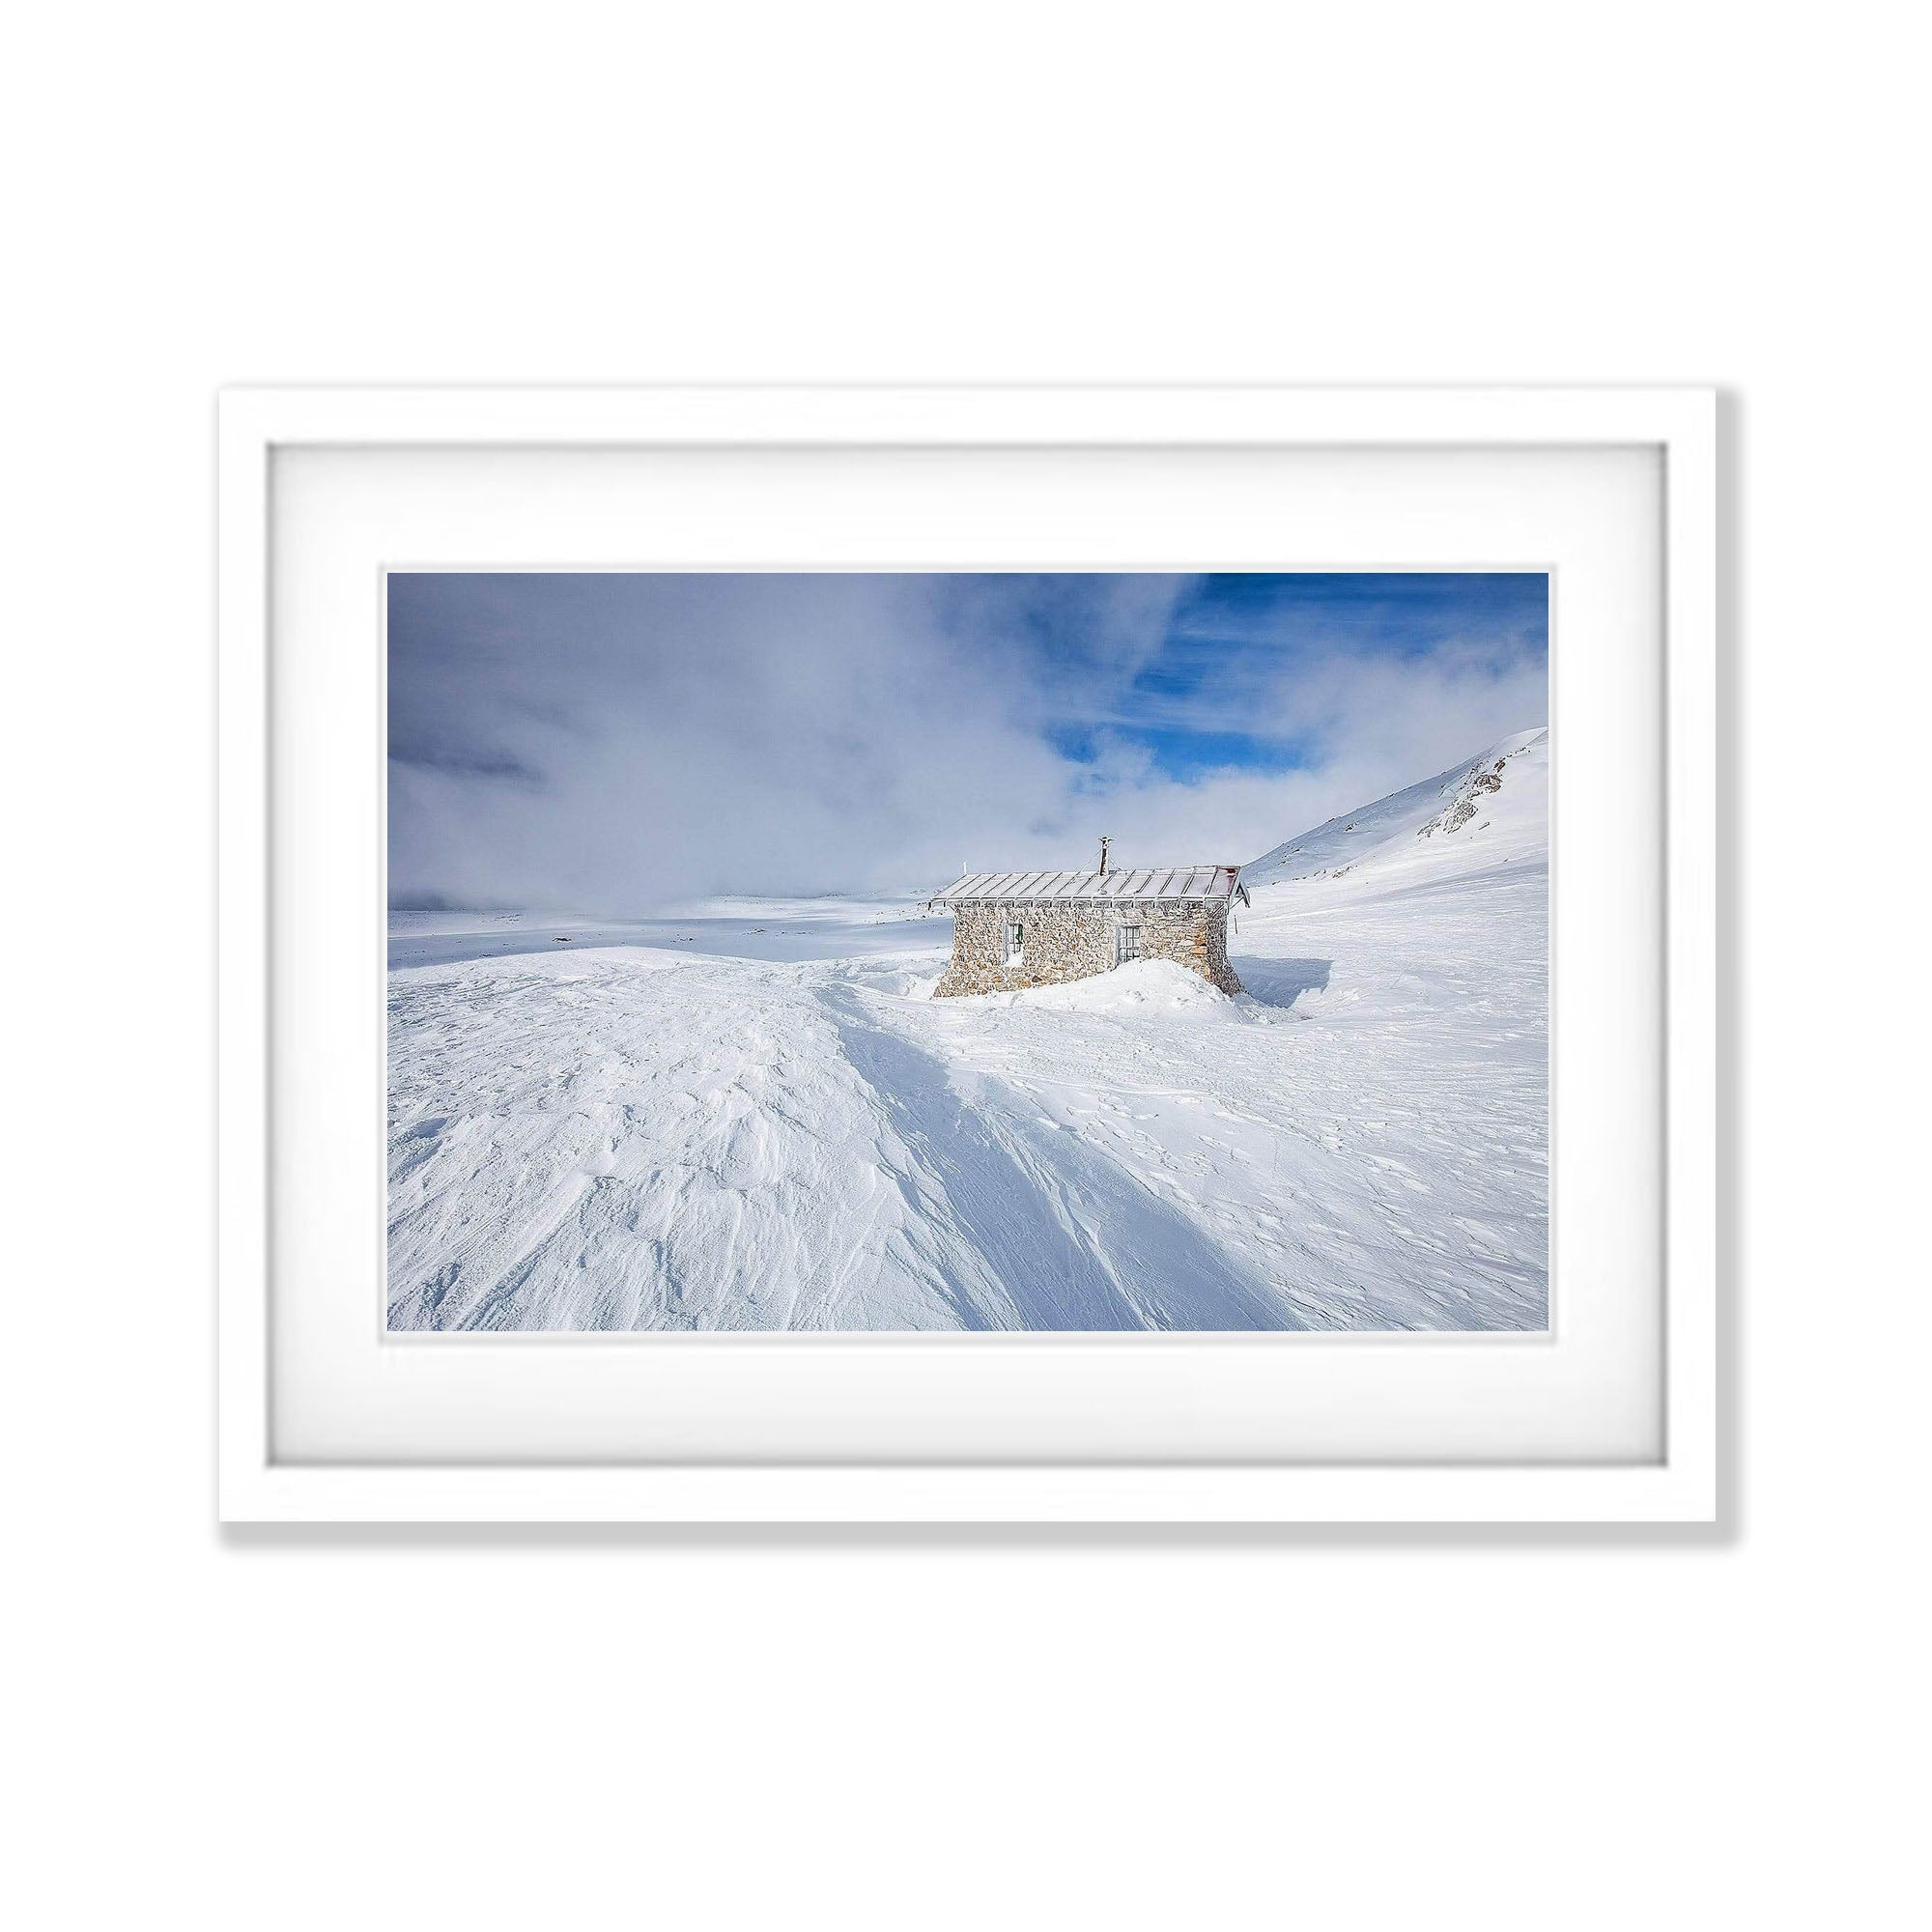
[
  {"left": 933, "top": 898, "right": 1241, "bottom": 998},
  {"left": 1199, "top": 901, "right": 1238, "bottom": 993}
]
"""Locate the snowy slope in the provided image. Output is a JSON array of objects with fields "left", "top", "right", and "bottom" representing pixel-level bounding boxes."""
[
  {"left": 1246, "top": 727, "right": 1548, "bottom": 895},
  {"left": 387, "top": 733, "right": 1549, "bottom": 1333}
]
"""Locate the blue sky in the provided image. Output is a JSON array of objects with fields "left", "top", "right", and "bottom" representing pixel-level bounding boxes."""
[
  {"left": 1037, "top": 573, "right": 1547, "bottom": 781},
  {"left": 389, "top": 571, "right": 1547, "bottom": 908}
]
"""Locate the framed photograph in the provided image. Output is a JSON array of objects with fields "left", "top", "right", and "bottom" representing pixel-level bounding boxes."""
[{"left": 218, "top": 385, "right": 1716, "bottom": 1521}]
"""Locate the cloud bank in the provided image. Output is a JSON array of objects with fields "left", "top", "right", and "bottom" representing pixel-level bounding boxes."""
[{"left": 388, "top": 572, "right": 1547, "bottom": 910}]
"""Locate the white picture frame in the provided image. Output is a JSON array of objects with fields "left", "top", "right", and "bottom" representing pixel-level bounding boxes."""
[{"left": 218, "top": 385, "right": 1717, "bottom": 1523}]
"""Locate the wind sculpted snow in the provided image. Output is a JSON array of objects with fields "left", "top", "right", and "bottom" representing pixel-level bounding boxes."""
[{"left": 387, "top": 732, "right": 1549, "bottom": 1331}]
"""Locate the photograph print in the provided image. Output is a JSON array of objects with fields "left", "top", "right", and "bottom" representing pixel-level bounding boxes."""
[{"left": 387, "top": 570, "right": 1549, "bottom": 1333}]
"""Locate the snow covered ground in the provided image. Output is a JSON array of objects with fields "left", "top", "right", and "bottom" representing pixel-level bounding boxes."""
[{"left": 387, "top": 730, "right": 1548, "bottom": 1331}]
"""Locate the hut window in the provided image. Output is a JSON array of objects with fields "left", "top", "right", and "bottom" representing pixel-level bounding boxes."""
[
  {"left": 1116, "top": 923, "right": 1143, "bottom": 965},
  {"left": 1004, "top": 922, "right": 1025, "bottom": 964}
]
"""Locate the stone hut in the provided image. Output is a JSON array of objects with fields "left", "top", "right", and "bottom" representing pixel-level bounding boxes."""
[{"left": 928, "top": 848, "right": 1249, "bottom": 998}]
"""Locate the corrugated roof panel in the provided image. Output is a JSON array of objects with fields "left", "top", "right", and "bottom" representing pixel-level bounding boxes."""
[{"left": 929, "top": 865, "right": 1241, "bottom": 904}]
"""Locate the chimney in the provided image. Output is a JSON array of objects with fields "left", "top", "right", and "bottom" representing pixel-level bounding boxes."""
[{"left": 1098, "top": 835, "right": 1111, "bottom": 877}]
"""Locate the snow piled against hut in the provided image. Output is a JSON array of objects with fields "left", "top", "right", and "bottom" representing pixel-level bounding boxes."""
[{"left": 974, "top": 957, "right": 1242, "bottom": 1018}]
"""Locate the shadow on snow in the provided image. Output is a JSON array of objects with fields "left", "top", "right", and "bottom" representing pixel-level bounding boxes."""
[
  {"left": 1232, "top": 955, "right": 1331, "bottom": 1009},
  {"left": 819, "top": 986, "right": 1303, "bottom": 1332}
]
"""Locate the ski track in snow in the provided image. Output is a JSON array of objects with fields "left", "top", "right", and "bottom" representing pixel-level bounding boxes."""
[{"left": 387, "top": 731, "right": 1549, "bottom": 1332}]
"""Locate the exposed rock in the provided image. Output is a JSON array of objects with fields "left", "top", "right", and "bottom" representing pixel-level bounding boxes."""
[{"left": 1420, "top": 749, "right": 1512, "bottom": 838}]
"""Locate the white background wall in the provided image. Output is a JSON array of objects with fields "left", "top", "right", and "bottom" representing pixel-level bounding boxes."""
[{"left": 5, "top": 5, "right": 1924, "bottom": 1926}]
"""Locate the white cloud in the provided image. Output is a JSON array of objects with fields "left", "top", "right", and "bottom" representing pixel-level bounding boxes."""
[{"left": 388, "top": 573, "right": 1545, "bottom": 909}]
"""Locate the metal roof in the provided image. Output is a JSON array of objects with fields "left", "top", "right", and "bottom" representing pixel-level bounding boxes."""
[{"left": 930, "top": 866, "right": 1243, "bottom": 904}]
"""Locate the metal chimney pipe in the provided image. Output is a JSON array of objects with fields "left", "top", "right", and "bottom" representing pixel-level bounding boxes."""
[{"left": 1098, "top": 835, "right": 1111, "bottom": 877}]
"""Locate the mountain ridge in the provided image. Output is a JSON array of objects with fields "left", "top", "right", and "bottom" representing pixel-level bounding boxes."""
[{"left": 1244, "top": 727, "right": 1548, "bottom": 898}]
